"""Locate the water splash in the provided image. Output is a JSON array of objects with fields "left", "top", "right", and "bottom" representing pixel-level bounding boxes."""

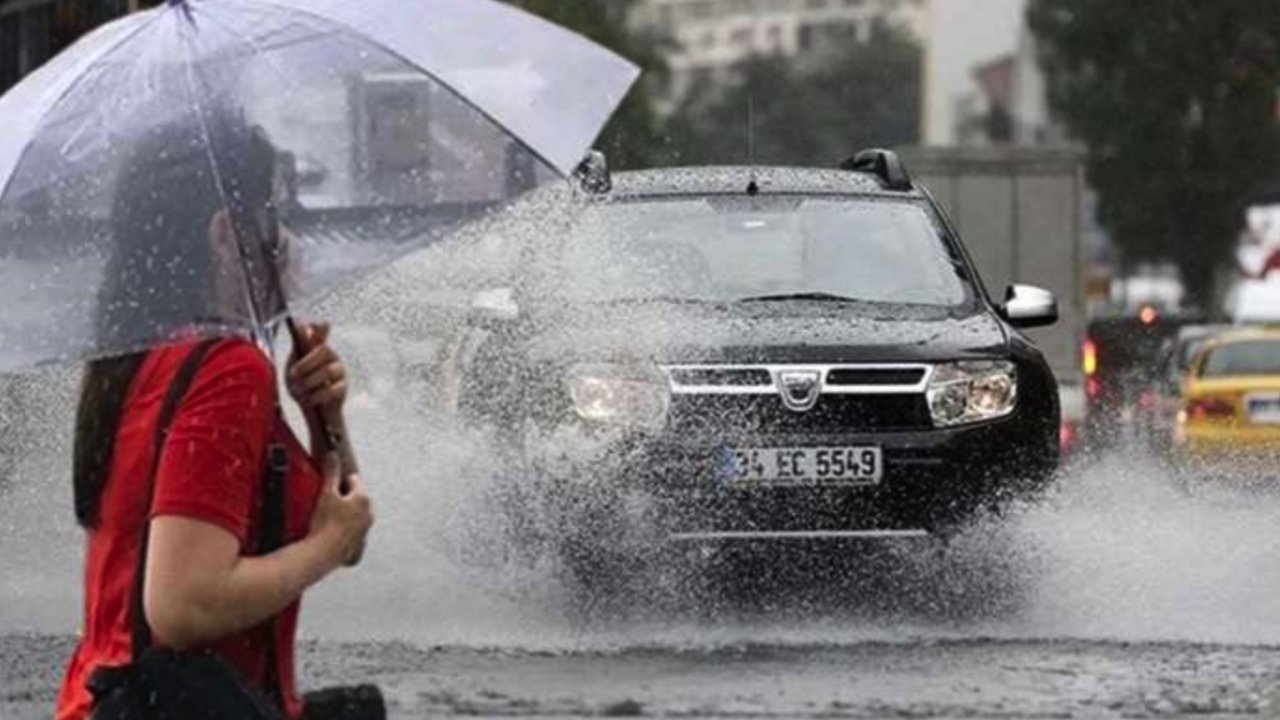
[{"left": 4, "top": 221, "right": 1280, "bottom": 652}]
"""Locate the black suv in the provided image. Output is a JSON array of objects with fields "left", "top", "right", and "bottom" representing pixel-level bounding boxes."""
[{"left": 452, "top": 151, "right": 1060, "bottom": 573}]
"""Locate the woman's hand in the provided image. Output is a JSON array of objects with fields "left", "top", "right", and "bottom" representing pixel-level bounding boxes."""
[
  {"left": 287, "top": 321, "right": 347, "bottom": 417},
  {"left": 308, "top": 454, "right": 373, "bottom": 569}
]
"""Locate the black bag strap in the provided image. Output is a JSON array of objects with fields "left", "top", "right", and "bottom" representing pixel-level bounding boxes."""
[
  {"left": 258, "top": 440, "right": 289, "bottom": 555},
  {"left": 129, "top": 340, "right": 289, "bottom": 708},
  {"left": 130, "top": 339, "right": 218, "bottom": 659},
  {"left": 258, "top": 429, "right": 289, "bottom": 708}
]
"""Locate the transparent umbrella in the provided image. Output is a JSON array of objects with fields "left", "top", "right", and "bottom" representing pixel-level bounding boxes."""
[{"left": 0, "top": 0, "right": 638, "bottom": 371}]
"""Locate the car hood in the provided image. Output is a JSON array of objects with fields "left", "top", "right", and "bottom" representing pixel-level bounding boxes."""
[{"left": 522, "top": 302, "right": 1008, "bottom": 365}]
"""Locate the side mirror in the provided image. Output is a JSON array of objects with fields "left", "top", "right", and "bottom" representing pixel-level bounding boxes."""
[
  {"left": 469, "top": 287, "right": 519, "bottom": 326},
  {"left": 1002, "top": 284, "right": 1058, "bottom": 328}
]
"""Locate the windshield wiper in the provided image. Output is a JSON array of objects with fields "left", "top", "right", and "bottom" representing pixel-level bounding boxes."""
[{"left": 735, "top": 292, "right": 868, "bottom": 304}]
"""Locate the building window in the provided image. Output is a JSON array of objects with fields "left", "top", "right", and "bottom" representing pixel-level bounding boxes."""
[
  {"left": 18, "top": 6, "right": 53, "bottom": 77},
  {"left": 50, "top": 0, "right": 121, "bottom": 52},
  {"left": 0, "top": 0, "right": 138, "bottom": 94},
  {"left": 798, "top": 23, "right": 814, "bottom": 51},
  {"left": 766, "top": 24, "right": 783, "bottom": 49},
  {"left": 0, "top": 14, "right": 19, "bottom": 93},
  {"left": 806, "top": 0, "right": 829, "bottom": 9},
  {"left": 730, "top": 26, "right": 753, "bottom": 47}
]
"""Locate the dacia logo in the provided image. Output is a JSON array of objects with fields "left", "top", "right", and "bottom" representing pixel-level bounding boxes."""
[{"left": 777, "top": 370, "right": 822, "bottom": 412}]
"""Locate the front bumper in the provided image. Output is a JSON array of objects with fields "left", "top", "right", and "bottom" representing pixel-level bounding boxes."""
[
  {"left": 1179, "top": 423, "right": 1280, "bottom": 449},
  {"left": 526, "top": 414, "right": 1053, "bottom": 535},
  {"left": 1175, "top": 425, "right": 1280, "bottom": 479}
]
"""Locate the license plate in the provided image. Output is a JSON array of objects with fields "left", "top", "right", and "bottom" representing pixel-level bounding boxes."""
[
  {"left": 722, "top": 446, "right": 883, "bottom": 486},
  {"left": 1248, "top": 394, "right": 1280, "bottom": 424}
]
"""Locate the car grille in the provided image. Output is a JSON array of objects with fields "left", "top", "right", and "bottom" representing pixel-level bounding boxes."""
[
  {"left": 662, "top": 364, "right": 934, "bottom": 435},
  {"left": 669, "top": 393, "right": 930, "bottom": 435},
  {"left": 668, "top": 367, "right": 772, "bottom": 387},
  {"left": 826, "top": 367, "right": 927, "bottom": 386}
]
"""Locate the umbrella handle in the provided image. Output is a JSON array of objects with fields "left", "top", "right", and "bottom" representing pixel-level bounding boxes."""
[{"left": 286, "top": 316, "right": 361, "bottom": 483}]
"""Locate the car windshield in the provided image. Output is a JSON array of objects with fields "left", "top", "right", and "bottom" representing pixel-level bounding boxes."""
[
  {"left": 538, "top": 196, "right": 972, "bottom": 307},
  {"left": 1179, "top": 338, "right": 1211, "bottom": 371},
  {"left": 1200, "top": 339, "right": 1280, "bottom": 377}
]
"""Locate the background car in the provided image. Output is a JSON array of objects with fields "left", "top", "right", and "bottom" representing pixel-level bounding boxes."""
[
  {"left": 1082, "top": 309, "right": 1207, "bottom": 452},
  {"left": 1174, "top": 327, "right": 1280, "bottom": 479},
  {"left": 1137, "top": 323, "right": 1232, "bottom": 455}
]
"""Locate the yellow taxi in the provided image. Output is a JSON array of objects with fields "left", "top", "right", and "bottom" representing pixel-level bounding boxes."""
[{"left": 1175, "top": 328, "right": 1280, "bottom": 471}]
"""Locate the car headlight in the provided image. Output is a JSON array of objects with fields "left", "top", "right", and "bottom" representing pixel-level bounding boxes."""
[
  {"left": 926, "top": 361, "right": 1017, "bottom": 427},
  {"left": 566, "top": 363, "right": 670, "bottom": 431}
]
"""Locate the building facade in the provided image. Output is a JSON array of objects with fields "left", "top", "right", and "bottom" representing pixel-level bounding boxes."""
[
  {"left": 631, "top": 0, "right": 930, "bottom": 110},
  {"left": 949, "top": 27, "right": 1063, "bottom": 148},
  {"left": 0, "top": 0, "right": 158, "bottom": 95}
]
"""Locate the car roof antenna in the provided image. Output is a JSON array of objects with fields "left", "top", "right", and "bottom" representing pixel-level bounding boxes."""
[{"left": 746, "top": 94, "right": 759, "bottom": 196}]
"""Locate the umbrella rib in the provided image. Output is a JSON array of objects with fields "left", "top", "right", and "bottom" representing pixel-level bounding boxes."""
[
  {"left": 0, "top": 11, "right": 164, "bottom": 205},
  {"left": 193, "top": 3, "right": 305, "bottom": 87},
  {"left": 176, "top": 22, "right": 271, "bottom": 351},
  {"left": 206, "top": 27, "right": 350, "bottom": 62},
  {"left": 211, "top": 0, "right": 350, "bottom": 52},
  {"left": 19, "top": 27, "right": 349, "bottom": 142},
  {"left": 245, "top": 0, "right": 570, "bottom": 179}
]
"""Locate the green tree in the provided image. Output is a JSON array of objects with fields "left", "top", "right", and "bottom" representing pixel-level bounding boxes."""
[
  {"left": 504, "top": 0, "right": 669, "bottom": 170},
  {"left": 1029, "top": 1, "right": 1280, "bottom": 307},
  {"left": 664, "top": 22, "right": 921, "bottom": 168}
]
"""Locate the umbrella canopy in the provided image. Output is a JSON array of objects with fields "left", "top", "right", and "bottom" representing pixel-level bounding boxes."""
[{"left": 0, "top": 0, "right": 638, "bottom": 371}]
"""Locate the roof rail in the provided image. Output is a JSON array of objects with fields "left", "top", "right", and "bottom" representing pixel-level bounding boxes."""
[
  {"left": 573, "top": 149, "right": 612, "bottom": 194},
  {"left": 839, "top": 148, "right": 913, "bottom": 191}
]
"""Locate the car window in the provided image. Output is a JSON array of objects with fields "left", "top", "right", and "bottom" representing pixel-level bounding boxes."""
[
  {"left": 1178, "top": 338, "right": 1209, "bottom": 372},
  {"left": 543, "top": 196, "right": 971, "bottom": 307},
  {"left": 1200, "top": 339, "right": 1280, "bottom": 377}
]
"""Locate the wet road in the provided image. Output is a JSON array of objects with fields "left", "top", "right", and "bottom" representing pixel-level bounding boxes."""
[
  {"left": 6, "top": 341, "right": 1280, "bottom": 718},
  {"left": 5, "top": 632, "right": 1280, "bottom": 718}
]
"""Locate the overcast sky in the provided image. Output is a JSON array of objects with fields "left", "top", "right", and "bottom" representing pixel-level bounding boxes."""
[{"left": 924, "top": 0, "right": 1028, "bottom": 145}]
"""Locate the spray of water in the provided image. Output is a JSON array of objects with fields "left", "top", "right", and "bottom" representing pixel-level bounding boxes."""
[
  {"left": 303, "top": 206, "right": 1280, "bottom": 649},
  {"left": 4, "top": 197, "right": 1280, "bottom": 652}
]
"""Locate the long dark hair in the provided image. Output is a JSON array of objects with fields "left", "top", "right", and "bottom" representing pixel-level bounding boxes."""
[{"left": 73, "top": 111, "right": 278, "bottom": 528}]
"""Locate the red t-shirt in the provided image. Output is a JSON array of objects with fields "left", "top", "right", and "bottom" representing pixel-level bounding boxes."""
[{"left": 56, "top": 338, "right": 323, "bottom": 720}]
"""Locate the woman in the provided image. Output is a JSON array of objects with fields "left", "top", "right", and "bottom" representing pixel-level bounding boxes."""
[{"left": 55, "top": 113, "right": 377, "bottom": 720}]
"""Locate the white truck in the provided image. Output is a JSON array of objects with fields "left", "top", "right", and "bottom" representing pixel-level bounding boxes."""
[
  {"left": 1229, "top": 193, "right": 1280, "bottom": 323},
  {"left": 899, "top": 146, "right": 1088, "bottom": 451}
]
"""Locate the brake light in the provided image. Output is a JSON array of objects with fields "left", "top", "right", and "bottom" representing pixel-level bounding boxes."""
[
  {"left": 1083, "top": 339, "right": 1098, "bottom": 376},
  {"left": 1186, "top": 398, "right": 1236, "bottom": 420},
  {"left": 1060, "top": 421, "right": 1078, "bottom": 452}
]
